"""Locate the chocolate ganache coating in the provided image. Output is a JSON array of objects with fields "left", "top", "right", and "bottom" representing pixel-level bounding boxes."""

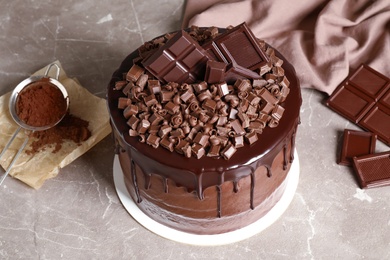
[{"left": 107, "top": 27, "right": 302, "bottom": 234}]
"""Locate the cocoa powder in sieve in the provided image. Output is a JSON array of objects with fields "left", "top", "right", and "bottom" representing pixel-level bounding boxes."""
[
  {"left": 16, "top": 80, "right": 67, "bottom": 127},
  {"left": 15, "top": 79, "right": 92, "bottom": 155}
]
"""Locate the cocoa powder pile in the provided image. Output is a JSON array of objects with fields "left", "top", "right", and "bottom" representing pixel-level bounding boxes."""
[
  {"left": 16, "top": 80, "right": 67, "bottom": 127},
  {"left": 26, "top": 113, "right": 91, "bottom": 155}
]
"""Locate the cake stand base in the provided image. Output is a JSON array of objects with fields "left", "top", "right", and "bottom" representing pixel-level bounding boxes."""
[{"left": 113, "top": 150, "right": 300, "bottom": 246}]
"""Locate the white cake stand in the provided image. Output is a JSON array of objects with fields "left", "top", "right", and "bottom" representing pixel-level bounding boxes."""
[{"left": 113, "top": 150, "right": 300, "bottom": 246}]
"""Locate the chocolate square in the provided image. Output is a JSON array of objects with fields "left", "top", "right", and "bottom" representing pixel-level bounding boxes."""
[
  {"left": 360, "top": 104, "right": 390, "bottom": 144},
  {"left": 203, "top": 23, "right": 269, "bottom": 71},
  {"left": 349, "top": 64, "right": 389, "bottom": 100},
  {"left": 326, "top": 83, "right": 375, "bottom": 123},
  {"left": 142, "top": 30, "right": 211, "bottom": 84},
  {"left": 352, "top": 151, "right": 390, "bottom": 188},
  {"left": 339, "top": 129, "right": 376, "bottom": 166}
]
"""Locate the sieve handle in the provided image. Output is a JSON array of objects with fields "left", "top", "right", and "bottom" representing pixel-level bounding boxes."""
[
  {"left": 44, "top": 63, "right": 61, "bottom": 80},
  {"left": 0, "top": 127, "right": 30, "bottom": 186}
]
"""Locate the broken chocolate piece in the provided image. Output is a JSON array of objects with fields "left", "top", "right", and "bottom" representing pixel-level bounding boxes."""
[
  {"left": 352, "top": 151, "right": 390, "bottom": 188},
  {"left": 203, "top": 22, "right": 269, "bottom": 71},
  {"left": 205, "top": 60, "right": 226, "bottom": 83},
  {"left": 339, "top": 129, "right": 377, "bottom": 166}
]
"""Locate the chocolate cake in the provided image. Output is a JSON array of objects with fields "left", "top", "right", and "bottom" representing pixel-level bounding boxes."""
[{"left": 107, "top": 23, "right": 302, "bottom": 235}]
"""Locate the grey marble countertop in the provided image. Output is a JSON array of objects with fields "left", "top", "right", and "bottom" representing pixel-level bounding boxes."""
[{"left": 1, "top": 1, "right": 389, "bottom": 259}]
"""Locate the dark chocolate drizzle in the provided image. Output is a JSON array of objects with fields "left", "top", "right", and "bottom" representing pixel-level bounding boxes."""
[{"left": 130, "top": 159, "right": 142, "bottom": 203}]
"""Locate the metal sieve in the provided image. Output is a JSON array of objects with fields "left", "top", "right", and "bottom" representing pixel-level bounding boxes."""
[{"left": 0, "top": 63, "right": 69, "bottom": 186}]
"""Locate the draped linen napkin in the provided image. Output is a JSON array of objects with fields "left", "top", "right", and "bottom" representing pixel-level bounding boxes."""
[{"left": 182, "top": 0, "right": 390, "bottom": 95}]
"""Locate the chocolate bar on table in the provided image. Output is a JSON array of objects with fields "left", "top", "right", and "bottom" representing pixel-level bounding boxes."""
[
  {"left": 352, "top": 151, "right": 390, "bottom": 189},
  {"left": 326, "top": 64, "right": 390, "bottom": 145}
]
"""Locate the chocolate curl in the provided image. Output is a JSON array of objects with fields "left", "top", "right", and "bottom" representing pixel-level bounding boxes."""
[
  {"left": 202, "top": 99, "right": 217, "bottom": 113},
  {"left": 138, "top": 134, "right": 146, "bottom": 143},
  {"left": 144, "top": 94, "right": 158, "bottom": 107},
  {"left": 197, "top": 90, "right": 212, "bottom": 102},
  {"left": 238, "top": 98, "right": 250, "bottom": 113},
  {"left": 158, "top": 125, "right": 172, "bottom": 138},
  {"left": 216, "top": 116, "right": 227, "bottom": 126},
  {"left": 180, "top": 89, "right": 195, "bottom": 103},
  {"left": 265, "top": 73, "right": 277, "bottom": 83},
  {"left": 118, "top": 97, "right": 131, "bottom": 109},
  {"left": 127, "top": 115, "right": 140, "bottom": 130},
  {"left": 258, "top": 112, "right": 270, "bottom": 128},
  {"left": 258, "top": 88, "right": 278, "bottom": 105},
  {"left": 279, "top": 76, "right": 290, "bottom": 89},
  {"left": 175, "top": 139, "right": 188, "bottom": 155},
  {"left": 160, "top": 90, "right": 174, "bottom": 103},
  {"left": 126, "top": 64, "right": 145, "bottom": 82},
  {"left": 278, "top": 85, "right": 290, "bottom": 102},
  {"left": 216, "top": 82, "right": 229, "bottom": 97},
  {"left": 129, "top": 129, "right": 138, "bottom": 137},
  {"left": 165, "top": 101, "right": 180, "bottom": 115},
  {"left": 122, "top": 82, "right": 134, "bottom": 96},
  {"left": 160, "top": 137, "right": 174, "bottom": 152},
  {"left": 193, "top": 81, "right": 208, "bottom": 93},
  {"left": 182, "top": 144, "right": 192, "bottom": 158},
  {"left": 269, "top": 105, "right": 285, "bottom": 128},
  {"left": 245, "top": 131, "right": 258, "bottom": 145},
  {"left": 147, "top": 79, "right": 161, "bottom": 94},
  {"left": 146, "top": 134, "right": 161, "bottom": 149},
  {"left": 191, "top": 143, "right": 206, "bottom": 159},
  {"left": 207, "top": 145, "right": 221, "bottom": 157},
  {"left": 224, "top": 94, "right": 239, "bottom": 108},
  {"left": 197, "top": 112, "right": 209, "bottom": 124},
  {"left": 149, "top": 112, "right": 164, "bottom": 126},
  {"left": 234, "top": 79, "right": 251, "bottom": 92},
  {"left": 249, "top": 120, "right": 264, "bottom": 134},
  {"left": 123, "top": 104, "right": 139, "bottom": 119},
  {"left": 230, "top": 119, "right": 246, "bottom": 136},
  {"left": 271, "top": 104, "right": 285, "bottom": 122},
  {"left": 193, "top": 132, "right": 209, "bottom": 147},
  {"left": 148, "top": 125, "right": 160, "bottom": 135},
  {"left": 137, "top": 119, "right": 150, "bottom": 134},
  {"left": 233, "top": 135, "right": 244, "bottom": 148},
  {"left": 170, "top": 114, "right": 183, "bottom": 128},
  {"left": 237, "top": 112, "right": 250, "bottom": 128},
  {"left": 228, "top": 107, "right": 238, "bottom": 120},
  {"left": 272, "top": 66, "right": 285, "bottom": 77},
  {"left": 136, "top": 74, "right": 148, "bottom": 90},
  {"left": 115, "top": 81, "right": 127, "bottom": 90},
  {"left": 171, "top": 128, "right": 185, "bottom": 139},
  {"left": 221, "top": 143, "right": 237, "bottom": 160},
  {"left": 247, "top": 92, "right": 261, "bottom": 106}
]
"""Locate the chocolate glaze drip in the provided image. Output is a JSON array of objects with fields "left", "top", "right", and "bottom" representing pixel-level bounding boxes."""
[
  {"left": 217, "top": 185, "right": 222, "bottom": 218},
  {"left": 130, "top": 159, "right": 142, "bottom": 203}
]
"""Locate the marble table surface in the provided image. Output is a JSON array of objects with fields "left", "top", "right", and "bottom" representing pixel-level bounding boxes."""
[{"left": 1, "top": 1, "right": 389, "bottom": 259}]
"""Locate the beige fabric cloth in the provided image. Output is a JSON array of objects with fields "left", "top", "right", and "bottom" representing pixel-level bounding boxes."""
[{"left": 182, "top": 0, "right": 390, "bottom": 95}]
